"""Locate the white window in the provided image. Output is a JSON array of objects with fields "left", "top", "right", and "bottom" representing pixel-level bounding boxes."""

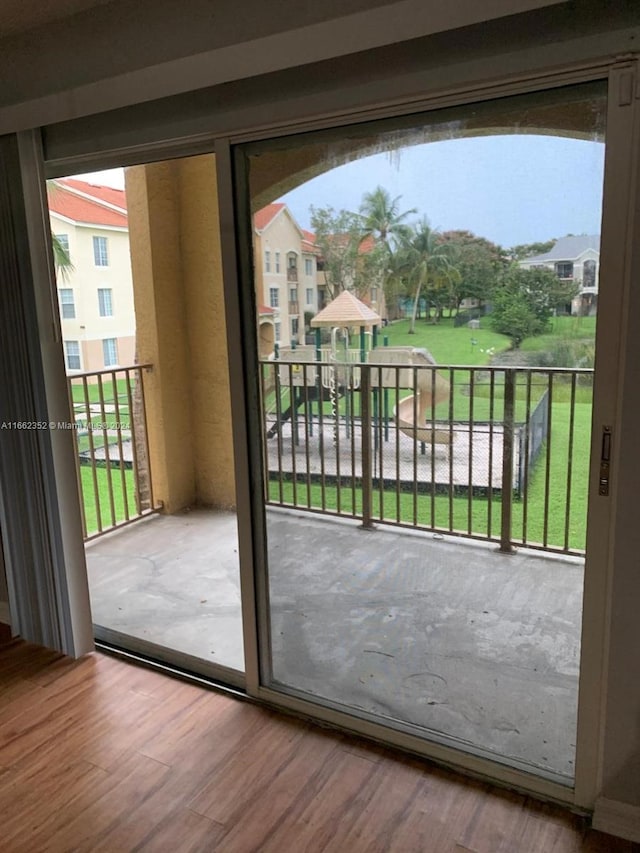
[
  {"left": 291, "top": 318, "right": 299, "bottom": 338},
  {"left": 305, "top": 258, "right": 313, "bottom": 276},
  {"left": 290, "top": 287, "right": 298, "bottom": 303},
  {"left": 265, "top": 250, "right": 271, "bottom": 272},
  {"left": 59, "top": 288, "right": 75, "bottom": 319},
  {"left": 93, "top": 235, "right": 109, "bottom": 266},
  {"left": 98, "top": 288, "right": 113, "bottom": 317},
  {"left": 56, "top": 233, "right": 70, "bottom": 257},
  {"left": 275, "top": 251, "right": 281, "bottom": 273},
  {"left": 64, "top": 340, "right": 81, "bottom": 371},
  {"left": 269, "top": 287, "right": 279, "bottom": 308},
  {"left": 371, "top": 286, "right": 378, "bottom": 301},
  {"left": 306, "top": 288, "right": 313, "bottom": 305},
  {"left": 103, "top": 338, "right": 118, "bottom": 367},
  {"left": 274, "top": 322, "right": 281, "bottom": 341}
]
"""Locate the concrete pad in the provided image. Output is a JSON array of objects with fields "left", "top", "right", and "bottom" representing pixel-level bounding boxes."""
[
  {"left": 266, "top": 509, "right": 582, "bottom": 780},
  {"left": 85, "top": 507, "right": 582, "bottom": 781}
]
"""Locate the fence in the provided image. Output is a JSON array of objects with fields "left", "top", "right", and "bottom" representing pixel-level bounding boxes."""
[
  {"left": 261, "top": 359, "right": 593, "bottom": 556},
  {"left": 67, "top": 364, "right": 157, "bottom": 540}
]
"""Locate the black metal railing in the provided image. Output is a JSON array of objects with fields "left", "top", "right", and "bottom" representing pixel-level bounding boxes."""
[
  {"left": 67, "top": 364, "right": 157, "bottom": 540},
  {"left": 261, "top": 358, "right": 593, "bottom": 556}
]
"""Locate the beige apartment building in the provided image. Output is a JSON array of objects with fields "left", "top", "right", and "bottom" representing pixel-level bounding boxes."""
[
  {"left": 253, "top": 203, "right": 320, "bottom": 354},
  {"left": 49, "top": 178, "right": 136, "bottom": 373}
]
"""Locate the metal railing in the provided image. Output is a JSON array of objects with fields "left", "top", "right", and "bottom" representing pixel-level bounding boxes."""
[
  {"left": 261, "top": 359, "right": 593, "bottom": 557},
  {"left": 67, "top": 364, "right": 157, "bottom": 541}
]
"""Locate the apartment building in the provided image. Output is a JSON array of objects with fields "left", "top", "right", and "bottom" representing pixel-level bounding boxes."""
[
  {"left": 49, "top": 178, "right": 135, "bottom": 372},
  {"left": 254, "top": 202, "right": 320, "bottom": 350}
]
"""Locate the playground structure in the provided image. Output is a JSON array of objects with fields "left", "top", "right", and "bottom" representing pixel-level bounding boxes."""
[{"left": 265, "top": 290, "right": 452, "bottom": 447}]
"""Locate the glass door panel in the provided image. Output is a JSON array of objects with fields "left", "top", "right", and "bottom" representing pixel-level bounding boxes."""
[
  {"left": 242, "top": 82, "right": 607, "bottom": 780},
  {"left": 47, "top": 155, "right": 244, "bottom": 683}
]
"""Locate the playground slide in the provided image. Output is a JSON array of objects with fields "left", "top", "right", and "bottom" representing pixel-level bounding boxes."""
[{"left": 392, "top": 349, "right": 451, "bottom": 445}]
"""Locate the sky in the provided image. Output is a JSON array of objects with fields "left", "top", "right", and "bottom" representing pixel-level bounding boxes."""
[
  {"left": 278, "top": 135, "right": 605, "bottom": 248},
  {"left": 72, "top": 134, "right": 605, "bottom": 249}
]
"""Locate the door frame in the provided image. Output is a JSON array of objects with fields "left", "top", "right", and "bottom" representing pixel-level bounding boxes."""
[{"left": 215, "top": 60, "right": 638, "bottom": 809}]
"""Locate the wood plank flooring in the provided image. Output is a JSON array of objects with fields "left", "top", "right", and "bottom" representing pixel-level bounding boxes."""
[{"left": 0, "top": 640, "right": 636, "bottom": 853}]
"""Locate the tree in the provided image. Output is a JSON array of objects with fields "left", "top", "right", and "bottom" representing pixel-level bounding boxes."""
[
  {"left": 310, "top": 206, "right": 364, "bottom": 299},
  {"left": 491, "top": 266, "right": 577, "bottom": 348},
  {"left": 438, "top": 230, "right": 507, "bottom": 312},
  {"left": 399, "top": 220, "right": 459, "bottom": 333},
  {"left": 310, "top": 205, "right": 387, "bottom": 301},
  {"left": 509, "top": 239, "right": 555, "bottom": 261},
  {"left": 359, "top": 186, "right": 415, "bottom": 246},
  {"left": 47, "top": 182, "right": 73, "bottom": 280},
  {"left": 359, "top": 186, "right": 416, "bottom": 319}
]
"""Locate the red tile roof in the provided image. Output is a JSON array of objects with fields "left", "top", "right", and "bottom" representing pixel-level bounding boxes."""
[
  {"left": 59, "top": 178, "right": 127, "bottom": 211},
  {"left": 48, "top": 181, "right": 128, "bottom": 228},
  {"left": 258, "top": 305, "right": 275, "bottom": 315},
  {"left": 254, "top": 203, "right": 285, "bottom": 231}
]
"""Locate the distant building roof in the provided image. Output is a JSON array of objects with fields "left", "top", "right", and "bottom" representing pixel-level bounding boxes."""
[
  {"left": 311, "top": 290, "right": 381, "bottom": 328},
  {"left": 522, "top": 234, "right": 600, "bottom": 264},
  {"left": 48, "top": 180, "right": 128, "bottom": 228},
  {"left": 58, "top": 178, "right": 127, "bottom": 212},
  {"left": 258, "top": 305, "right": 275, "bottom": 315},
  {"left": 254, "top": 203, "right": 285, "bottom": 231}
]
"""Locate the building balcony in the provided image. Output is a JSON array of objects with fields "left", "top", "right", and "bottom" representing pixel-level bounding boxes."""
[
  {"left": 288, "top": 301, "right": 299, "bottom": 315},
  {"left": 76, "top": 358, "right": 590, "bottom": 782}
]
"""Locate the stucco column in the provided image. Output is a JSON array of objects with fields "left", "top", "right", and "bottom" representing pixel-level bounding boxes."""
[{"left": 126, "top": 156, "right": 236, "bottom": 513}]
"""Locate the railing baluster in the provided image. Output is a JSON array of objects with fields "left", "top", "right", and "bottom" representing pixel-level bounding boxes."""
[
  {"left": 395, "top": 366, "right": 401, "bottom": 523},
  {"left": 468, "top": 368, "right": 475, "bottom": 535},
  {"left": 97, "top": 373, "right": 117, "bottom": 528},
  {"left": 412, "top": 367, "right": 418, "bottom": 527},
  {"left": 289, "top": 365, "right": 298, "bottom": 507},
  {"left": 564, "top": 372, "right": 577, "bottom": 553},
  {"left": 303, "top": 365, "right": 312, "bottom": 509},
  {"left": 500, "top": 369, "right": 516, "bottom": 554},
  {"left": 112, "top": 369, "right": 130, "bottom": 521},
  {"left": 430, "top": 367, "right": 436, "bottom": 530},
  {"left": 360, "top": 366, "right": 373, "bottom": 529},
  {"left": 487, "top": 370, "right": 495, "bottom": 540},
  {"left": 82, "top": 374, "right": 102, "bottom": 534},
  {"left": 522, "top": 371, "right": 533, "bottom": 546},
  {"left": 448, "top": 367, "right": 455, "bottom": 534},
  {"left": 543, "top": 374, "right": 554, "bottom": 549}
]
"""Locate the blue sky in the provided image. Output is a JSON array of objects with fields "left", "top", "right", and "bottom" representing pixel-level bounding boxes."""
[
  {"left": 278, "top": 134, "right": 605, "bottom": 249},
  {"left": 75, "top": 133, "right": 605, "bottom": 250}
]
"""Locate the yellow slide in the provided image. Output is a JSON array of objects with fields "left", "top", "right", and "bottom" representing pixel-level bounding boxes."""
[{"left": 393, "top": 349, "right": 451, "bottom": 445}]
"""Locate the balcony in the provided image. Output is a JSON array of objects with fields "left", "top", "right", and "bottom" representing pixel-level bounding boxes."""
[
  {"left": 76, "top": 357, "right": 590, "bottom": 780},
  {"left": 288, "top": 300, "right": 300, "bottom": 315},
  {"left": 287, "top": 267, "right": 298, "bottom": 283}
]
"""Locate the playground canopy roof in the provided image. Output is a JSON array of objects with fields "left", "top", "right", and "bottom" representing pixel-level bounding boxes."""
[{"left": 310, "top": 290, "right": 381, "bottom": 329}]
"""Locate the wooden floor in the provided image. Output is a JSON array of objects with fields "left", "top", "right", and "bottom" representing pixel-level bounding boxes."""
[{"left": 0, "top": 641, "right": 636, "bottom": 853}]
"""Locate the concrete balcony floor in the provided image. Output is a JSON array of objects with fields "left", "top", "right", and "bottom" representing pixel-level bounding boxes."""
[{"left": 85, "top": 507, "right": 583, "bottom": 782}]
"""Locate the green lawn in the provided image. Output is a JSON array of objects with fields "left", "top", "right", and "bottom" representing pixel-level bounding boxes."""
[
  {"left": 80, "top": 465, "right": 137, "bottom": 536},
  {"left": 380, "top": 317, "right": 511, "bottom": 365},
  {"left": 266, "top": 316, "right": 596, "bottom": 553},
  {"left": 269, "top": 399, "right": 590, "bottom": 552}
]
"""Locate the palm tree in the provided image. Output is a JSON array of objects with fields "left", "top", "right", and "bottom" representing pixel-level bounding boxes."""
[
  {"left": 359, "top": 186, "right": 416, "bottom": 246},
  {"left": 47, "top": 181, "right": 73, "bottom": 280},
  {"left": 359, "top": 187, "right": 416, "bottom": 318},
  {"left": 402, "top": 220, "right": 458, "bottom": 334}
]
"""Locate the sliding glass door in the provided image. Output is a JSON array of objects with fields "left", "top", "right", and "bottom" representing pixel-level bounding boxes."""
[{"left": 236, "top": 80, "right": 611, "bottom": 784}]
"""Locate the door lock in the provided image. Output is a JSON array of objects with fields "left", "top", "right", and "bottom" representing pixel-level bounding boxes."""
[{"left": 599, "top": 425, "right": 612, "bottom": 496}]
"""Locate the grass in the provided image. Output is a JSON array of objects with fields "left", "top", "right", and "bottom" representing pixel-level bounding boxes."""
[
  {"left": 268, "top": 399, "right": 590, "bottom": 551},
  {"left": 266, "top": 316, "right": 596, "bottom": 552},
  {"left": 380, "top": 317, "right": 511, "bottom": 365},
  {"left": 80, "top": 465, "right": 137, "bottom": 536}
]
